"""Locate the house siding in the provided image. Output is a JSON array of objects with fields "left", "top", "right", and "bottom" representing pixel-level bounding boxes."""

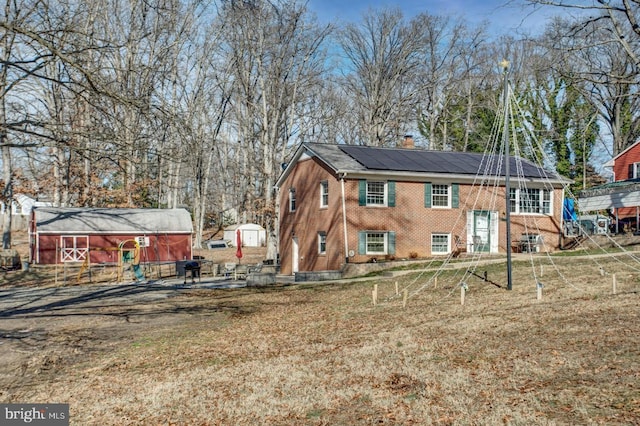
[
  {"left": 613, "top": 143, "right": 640, "bottom": 181},
  {"left": 612, "top": 143, "right": 640, "bottom": 220},
  {"left": 278, "top": 156, "right": 563, "bottom": 275},
  {"left": 32, "top": 233, "right": 192, "bottom": 265}
]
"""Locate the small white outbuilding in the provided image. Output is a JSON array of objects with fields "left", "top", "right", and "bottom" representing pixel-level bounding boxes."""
[{"left": 224, "top": 223, "right": 266, "bottom": 247}]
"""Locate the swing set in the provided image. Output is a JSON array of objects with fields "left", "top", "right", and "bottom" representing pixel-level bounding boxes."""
[{"left": 62, "top": 239, "right": 147, "bottom": 284}]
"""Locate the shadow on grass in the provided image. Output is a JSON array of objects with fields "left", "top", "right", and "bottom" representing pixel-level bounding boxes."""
[{"left": 0, "top": 283, "right": 262, "bottom": 320}]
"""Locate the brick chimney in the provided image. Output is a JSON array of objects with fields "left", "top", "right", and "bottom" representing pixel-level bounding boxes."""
[{"left": 402, "top": 134, "right": 415, "bottom": 149}]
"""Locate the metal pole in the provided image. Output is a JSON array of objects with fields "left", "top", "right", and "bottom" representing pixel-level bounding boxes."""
[{"left": 501, "top": 60, "right": 513, "bottom": 291}]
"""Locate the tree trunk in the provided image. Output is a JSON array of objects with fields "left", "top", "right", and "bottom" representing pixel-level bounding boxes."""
[{"left": 1, "top": 143, "right": 12, "bottom": 249}]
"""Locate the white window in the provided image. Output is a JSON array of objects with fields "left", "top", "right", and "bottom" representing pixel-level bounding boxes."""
[
  {"left": 320, "top": 181, "right": 328, "bottom": 208},
  {"left": 289, "top": 188, "right": 296, "bottom": 212},
  {"left": 366, "top": 181, "right": 386, "bottom": 205},
  {"left": 630, "top": 162, "right": 640, "bottom": 179},
  {"left": 432, "top": 184, "right": 450, "bottom": 208},
  {"left": 359, "top": 231, "right": 395, "bottom": 255},
  {"left": 318, "top": 232, "right": 326, "bottom": 254},
  {"left": 366, "top": 232, "right": 387, "bottom": 254},
  {"left": 360, "top": 180, "right": 395, "bottom": 207},
  {"left": 431, "top": 233, "right": 450, "bottom": 254},
  {"left": 509, "top": 188, "right": 552, "bottom": 215}
]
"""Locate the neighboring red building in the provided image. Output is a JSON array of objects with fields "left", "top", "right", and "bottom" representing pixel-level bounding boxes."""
[
  {"left": 578, "top": 140, "right": 640, "bottom": 231},
  {"left": 275, "top": 142, "right": 569, "bottom": 276},
  {"left": 30, "top": 207, "right": 193, "bottom": 265}
]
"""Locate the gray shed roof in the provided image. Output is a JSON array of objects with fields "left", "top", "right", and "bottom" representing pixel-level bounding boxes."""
[{"left": 33, "top": 208, "right": 193, "bottom": 234}]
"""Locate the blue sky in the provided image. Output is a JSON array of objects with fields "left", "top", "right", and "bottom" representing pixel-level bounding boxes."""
[{"left": 308, "top": 0, "right": 557, "bottom": 36}]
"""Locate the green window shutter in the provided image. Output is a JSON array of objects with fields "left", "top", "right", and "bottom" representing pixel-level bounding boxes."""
[
  {"left": 388, "top": 231, "right": 396, "bottom": 255},
  {"left": 452, "top": 183, "right": 459, "bottom": 208},
  {"left": 358, "top": 232, "right": 366, "bottom": 254},
  {"left": 388, "top": 181, "right": 396, "bottom": 207},
  {"left": 359, "top": 180, "right": 366, "bottom": 206},
  {"left": 424, "top": 183, "right": 432, "bottom": 208}
]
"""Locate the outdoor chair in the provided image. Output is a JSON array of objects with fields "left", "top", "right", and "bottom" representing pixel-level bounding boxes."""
[
  {"left": 234, "top": 264, "right": 249, "bottom": 280},
  {"left": 224, "top": 263, "right": 236, "bottom": 278}
]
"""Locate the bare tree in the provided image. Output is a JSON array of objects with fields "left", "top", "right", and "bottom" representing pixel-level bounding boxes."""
[
  {"left": 529, "top": 1, "right": 640, "bottom": 155},
  {"left": 542, "top": 15, "right": 640, "bottom": 156},
  {"left": 337, "top": 8, "right": 424, "bottom": 146},
  {"left": 175, "top": 22, "right": 234, "bottom": 248},
  {"left": 0, "top": 0, "right": 62, "bottom": 248},
  {"left": 528, "top": 0, "right": 640, "bottom": 65},
  {"left": 416, "top": 19, "right": 493, "bottom": 152},
  {"left": 413, "top": 14, "right": 471, "bottom": 150},
  {"left": 221, "top": 0, "right": 330, "bottom": 260}
]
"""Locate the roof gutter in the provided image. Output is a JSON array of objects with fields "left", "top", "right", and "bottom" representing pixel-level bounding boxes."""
[{"left": 337, "top": 170, "right": 570, "bottom": 187}]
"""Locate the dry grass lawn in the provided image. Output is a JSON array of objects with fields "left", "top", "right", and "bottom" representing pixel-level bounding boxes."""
[{"left": 1, "top": 254, "right": 639, "bottom": 425}]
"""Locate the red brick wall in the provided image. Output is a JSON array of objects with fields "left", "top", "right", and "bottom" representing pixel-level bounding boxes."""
[
  {"left": 279, "top": 158, "right": 563, "bottom": 274},
  {"left": 279, "top": 158, "right": 345, "bottom": 275}
]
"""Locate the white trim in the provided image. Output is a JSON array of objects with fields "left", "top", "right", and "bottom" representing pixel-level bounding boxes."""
[
  {"left": 431, "top": 184, "right": 452, "bottom": 209},
  {"left": 341, "top": 176, "right": 349, "bottom": 262},
  {"left": 317, "top": 232, "right": 327, "bottom": 254},
  {"left": 431, "top": 232, "right": 451, "bottom": 254},
  {"left": 292, "top": 237, "right": 299, "bottom": 273},
  {"left": 345, "top": 171, "right": 568, "bottom": 187},
  {"left": 365, "top": 181, "right": 387, "bottom": 207},
  {"left": 60, "top": 235, "right": 89, "bottom": 263},
  {"left": 319, "top": 180, "right": 329, "bottom": 208},
  {"left": 365, "top": 232, "right": 388, "bottom": 255},
  {"left": 510, "top": 188, "right": 553, "bottom": 215},
  {"left": 289, "top": 188, "right": 296, "bottom": 212}
]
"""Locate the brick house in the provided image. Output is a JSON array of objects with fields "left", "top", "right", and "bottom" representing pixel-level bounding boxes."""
[
  {"left": 275, "top": 142, "right": 569, "bottom": 275},
  {"left": 578, "top": 140, "right": 640, "bottom": 231}
]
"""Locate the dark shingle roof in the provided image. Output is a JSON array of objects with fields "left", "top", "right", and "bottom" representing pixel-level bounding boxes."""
[
  {"left": 276, "top": 143, "right": 568, "bottom": 188},
  {"left": 338, "top": 145, "right": 555, "bottom": 178}
]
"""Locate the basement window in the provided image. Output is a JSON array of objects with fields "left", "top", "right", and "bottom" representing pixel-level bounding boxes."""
[
  {"left": 431, "top": 233, "right": 450, "bottom": 254},
  {"left": 318, "top": 232, "right": 327, "bottom": 254}
]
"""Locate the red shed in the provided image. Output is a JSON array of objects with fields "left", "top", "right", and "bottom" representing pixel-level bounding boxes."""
[{"left": 29, "top": 207, "right": 193, "bottom": 265}]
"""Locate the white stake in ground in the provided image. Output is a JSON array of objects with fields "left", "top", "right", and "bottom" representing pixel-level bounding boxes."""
[
  {"left": 372, "top": 284, "right": 378, "bottom": 306},
  {"left": 537, "top": 282, "right": 544, "bottom": 300}
]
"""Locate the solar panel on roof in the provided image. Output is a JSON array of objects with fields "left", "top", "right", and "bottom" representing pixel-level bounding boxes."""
[{"left": 338, "top": 145, "right": 552, "bottom": 178}]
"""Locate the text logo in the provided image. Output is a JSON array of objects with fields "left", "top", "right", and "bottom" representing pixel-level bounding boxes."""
[{"left": 1, "top": 404, "right": 69, "bottom": 425}]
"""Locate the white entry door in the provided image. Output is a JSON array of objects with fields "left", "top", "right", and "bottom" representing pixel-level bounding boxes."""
[
  {"left": 467, "top": 211, "right": 499, "bottom": 253},
  {"left": 474, "top": 211, "right": 491, "bottom": 252},
  {"left": 292, "top": 237, "right": 299, "bottom": 274}
]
